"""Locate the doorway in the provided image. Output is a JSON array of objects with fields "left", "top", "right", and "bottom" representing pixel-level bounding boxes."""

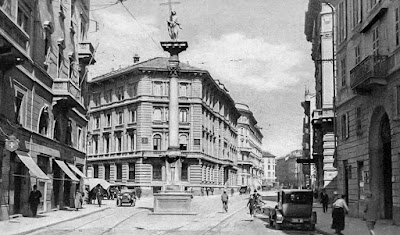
[
  {"left": 380, "top": 114, "right": 392, "bottom": 219},
  {"left": 369, "top": 109, "right": 393, "bottom": 220}
]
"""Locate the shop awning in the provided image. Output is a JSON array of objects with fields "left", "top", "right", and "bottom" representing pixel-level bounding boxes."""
[
  {"left": 67, "top": 163, "right": 87, "bottom": 178},
  {"left": 54, "top": 160, "right": 79, "bottom": 182},
  {"left": 83, "top": 178, "right": 112, "bottom": 191},
  {"left": 15, "top": 151, "right": 50, "bottom": 180}
]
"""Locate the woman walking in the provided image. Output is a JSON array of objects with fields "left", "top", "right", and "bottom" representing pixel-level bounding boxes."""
[{"left": 331, "top": 193, "right": 349, "bottom": 235}]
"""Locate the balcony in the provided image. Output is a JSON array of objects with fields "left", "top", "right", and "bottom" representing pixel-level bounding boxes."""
[
  {"left": 237, "top": 159, "right": 253, "bottom": 166},
  {"left": 312, "top": 109, "right": 334, "bottom": 126},
  {"left": 52, "top": 78, "right": 83, "bottom": 108},
  {"left": 350, "top": 55, "right": 388, "bottom": 93},
  {"left": 0, "top": 8, "right": 29, "bottom": 52},
  {"left": 78, "top": 42, "right": 96, "bottom": 65}
]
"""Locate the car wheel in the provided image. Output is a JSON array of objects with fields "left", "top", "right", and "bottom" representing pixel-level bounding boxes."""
[
  {"left": 273, "top": 220, "right": 281, "bottom": 230},
  {"left": 309, "top": 224, "right": 315, "bottom": 231}
]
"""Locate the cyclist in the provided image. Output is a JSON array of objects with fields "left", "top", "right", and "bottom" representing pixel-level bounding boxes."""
[{"left": 221, "top": 190, "right": 229, "bottom": 213}]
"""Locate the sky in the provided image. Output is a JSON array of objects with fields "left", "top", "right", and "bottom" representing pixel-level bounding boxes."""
[{"left": 88, "top": 0, "right": 314, "bottom": 157}]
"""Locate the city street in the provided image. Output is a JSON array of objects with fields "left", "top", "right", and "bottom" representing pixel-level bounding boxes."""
[{"left": 24, "top": 194, "right": 323, "bottom": 235}]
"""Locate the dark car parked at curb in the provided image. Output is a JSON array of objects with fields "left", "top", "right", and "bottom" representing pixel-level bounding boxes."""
[
  {"left": 263, "top": 189, "right": 317, "bottom": 231},
  {"left": 116, "top": 188, "right": 136, "bottom": 207}
]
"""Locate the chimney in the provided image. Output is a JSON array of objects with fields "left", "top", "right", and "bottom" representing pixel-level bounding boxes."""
[{"left": 133, "top": 54, "right": 140, "bottom": 63}]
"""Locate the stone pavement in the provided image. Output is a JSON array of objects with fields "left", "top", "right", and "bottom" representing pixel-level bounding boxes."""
[
  {"left": 1, "top": 192, "right": 398, "bottom": 235},
  {"left": 314, "top": 202, "right": 399, "bottom": 235},
  {"left": 0, "top": 199, "right": 118, "bottom": 235}
]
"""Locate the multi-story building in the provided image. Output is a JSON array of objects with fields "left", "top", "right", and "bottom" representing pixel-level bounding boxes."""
[
  {"left": 235, "top": 103, "right": 264, "bottom": 191},
  {"left": 0, "top": 0, "right": 94, "bottom": 220},
  {"left": 333, "top": 0, "right": 400, "bottom": 223},
  {"left": 276, "top": 150, "right": 304, "bottom": 189},
  {"left": 262, "top": 151, "right": 276, "bottom": 187},
  {"left": 304, "top": 0, "right": 337, "bottom": 197},
  {"left": 86, "top": 57, "right": 240, "bottom": 196}
]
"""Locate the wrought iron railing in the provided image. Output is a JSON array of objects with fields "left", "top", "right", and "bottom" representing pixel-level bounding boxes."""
[{"left": 350, "top": 55, "right": 388, "bottom": 89}]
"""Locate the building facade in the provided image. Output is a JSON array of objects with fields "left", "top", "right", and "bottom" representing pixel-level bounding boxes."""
[
  {"left": 0, "top": 0, "right": 94, "bottom": 220},
  {"left": 235, "top": 103, "right": 264, "bottom": 191},
  {"left": 87, "top": 57, "right": 240, "bottom": 196},
  {"left": 304, "top": 0, "right": 338, "bottom": 198},
  {"left": 276, "top": 150, "right": 304, "bottom": 189},
  {"left": 262, "top": 151, "right": 276, "bottom": 187},
  {"left": 333, "top": 0, "right": 400, "bottom": 224}
]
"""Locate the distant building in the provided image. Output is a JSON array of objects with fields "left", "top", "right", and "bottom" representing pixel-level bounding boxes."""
[
  {"left": 235, "top": 103, "right": 264, "bottom": 190},
  {"left": 87, "top": 57, "right": 241, "bottom": 195},
  {"left": 262, "top": 151, "right": 276, "bottom": 186},
  {"left": 0, "top": 0, "right": 94, "bottom": 220},
  {"left": 276, "top": 150, "right": 303, "bottom": 189}
]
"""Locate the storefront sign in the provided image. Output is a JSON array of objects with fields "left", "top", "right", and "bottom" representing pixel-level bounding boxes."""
[{"left": 5, "top": 135, "right": 19, "bottom": 152}]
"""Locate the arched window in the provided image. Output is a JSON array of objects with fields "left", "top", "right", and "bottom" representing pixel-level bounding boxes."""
[
  {"left": 153, "top": 134, "right": 161, "bottom": 150},
  {"left": 179, "top": 134, "right": 188, "bottom": 150},
  {"left": 39, "top": 106, "right": 49, "bottom": 136}
]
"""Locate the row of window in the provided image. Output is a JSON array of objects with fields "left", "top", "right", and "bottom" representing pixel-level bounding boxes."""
[
  {"left": 92, "top": 107, "right": 190, "bottom": 130},
  {"left": 91, "top": 132, "right": 189, "bottom": 154},
  {"left": 92, "top": 163, "right": 188, "bottom": 181},
  {"left": 93, "top": 108, "right": 137, "bottom": 129},
  {"left": 92, "top": 82, "right": 191, "bottom": 107}
]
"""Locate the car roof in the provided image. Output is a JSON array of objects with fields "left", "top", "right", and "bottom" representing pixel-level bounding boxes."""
[{"left": 279, "top": 189, "right": 313, "bottom": 193}]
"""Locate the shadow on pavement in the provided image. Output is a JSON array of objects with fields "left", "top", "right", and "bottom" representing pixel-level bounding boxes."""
[{"left": 136, "top": 207, "right": 154, "bottom": 212}]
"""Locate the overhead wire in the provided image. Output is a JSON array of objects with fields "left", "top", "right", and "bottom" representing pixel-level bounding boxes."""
[{"left": 118, "top": 1, "right": 163, "bottom": 51}]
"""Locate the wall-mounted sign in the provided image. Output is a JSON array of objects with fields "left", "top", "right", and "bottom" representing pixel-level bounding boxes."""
[
  {"left": 5, "top": 135, "right": 19, "bottom": 152},
  {"left": 142, "top": 137, "right": 148, "bottom": 144}
]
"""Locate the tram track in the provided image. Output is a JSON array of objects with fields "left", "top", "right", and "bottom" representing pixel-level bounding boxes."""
[{"left": 199, "top": 206, "right": 246, "bottom": 235}]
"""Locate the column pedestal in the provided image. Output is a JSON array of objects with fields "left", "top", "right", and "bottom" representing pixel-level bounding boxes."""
[{"left": 153, "top": 41, "right": 195, "bottom": 215}]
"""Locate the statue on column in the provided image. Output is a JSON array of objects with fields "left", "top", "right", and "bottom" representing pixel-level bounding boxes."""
[{"left": 167, "top": 11, "right": 181, "bottom": 41}]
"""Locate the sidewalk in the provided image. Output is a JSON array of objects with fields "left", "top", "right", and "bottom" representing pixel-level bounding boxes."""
[
  {"left": 314, "top": 203, "right": 399, "bottom": 235},
  {"left": 0, "top": 200, "right": 115, "bottom": 235}
]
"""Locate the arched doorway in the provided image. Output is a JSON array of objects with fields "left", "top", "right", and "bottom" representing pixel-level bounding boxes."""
[{"left": 369, "top": 108, "right": 393, "bottom": 219}]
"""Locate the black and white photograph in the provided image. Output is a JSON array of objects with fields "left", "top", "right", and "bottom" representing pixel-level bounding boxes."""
[{"left": 0, "top": 0, "right": 398, "bottom": 234}]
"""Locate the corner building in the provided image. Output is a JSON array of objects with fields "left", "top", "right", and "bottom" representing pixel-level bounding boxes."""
[
  {"left": 0, "top": 0, "right": 93, "bottom": 220},
  {"left": 87, "top": 57, "right": 240, "bottom": 196},
  {"left": 333, "top": 0, "right": 400, "bottom": 224},
  {"left": 235, "top": 103, "right": 264, "bottom": 190}
]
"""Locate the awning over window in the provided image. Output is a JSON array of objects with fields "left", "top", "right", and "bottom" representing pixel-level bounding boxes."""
[
  {"left": 83, "top": 178, "right": 112, "bottom": 191},
  {"left": 54, "top": 160, "right": 79, "bottom": 182},
  {"left": 15, "top": 151, "right": 50, "bottom": 180},
  {"left": 67, "top": 163, "right": 87, "bottom": 178}
]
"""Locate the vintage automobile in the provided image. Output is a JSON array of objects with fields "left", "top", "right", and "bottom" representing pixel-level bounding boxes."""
[
  {"left": 264, "top": 189, "right": 316, "bottom": 230},
  {"left": 116, "top": 188, "right": 136, "bottom": 207}
]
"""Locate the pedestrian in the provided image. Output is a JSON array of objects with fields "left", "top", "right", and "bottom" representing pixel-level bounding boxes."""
[
  {"left": 96, "top": 185, "right": 102, "bottom": 207},
  {"left": 201, "top": 187, "right": 204, "bottom": 196},
  {"left": 84, "top": 188, "right": 89, "bottom": 204},
  {"left": 321, "top": 190, "right": 329, "bottom": 213},
  {"left": 206, "top": 187, "right": 209, "bottom": 196},
  {"left": 28, "top": 185, "right": 42, "bottom": 217},
  {"left": 364, "top": 192, "right": 378, "bottom": 235},
  {"left": 230, "top": 187, "right": 234, "bottom": 196},
  {"left": 136, "top": 186, "right": 142, "bottom": 200},
  {"left": 211, "top": 187, "right": 214, "bottom": 195},
  {"left": 221, "top": 190, "right": 229, "bottom": 213},
  {"left": 74, "top": 190, "right": 82, "bottom": 211},
  {"left": 331, "top": 193, "right": 349, "bottom": 235},
  {"left": 247, "top": 194, "right": 256, "bottom": 220}
]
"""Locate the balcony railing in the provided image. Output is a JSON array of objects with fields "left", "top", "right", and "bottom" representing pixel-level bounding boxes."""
[
  {"left": 350, "top": 55, "right": 388, "bottom": 93},
  {"left": 53, "top": 78, "right": 83, "bottom": 107},
  {"left": 0, "top": 8, "right": 29, "bottom": 52},
  {"left": 78, "top": 42, "right": 95, "bottom": 65}
]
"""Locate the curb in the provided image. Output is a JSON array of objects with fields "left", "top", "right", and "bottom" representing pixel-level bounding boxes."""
[
  {"left": 13, "top": 206, "right": 110, "bottom": 235},
  {"left": 315, "top": 227, "right": 334, "bottom": 235}
]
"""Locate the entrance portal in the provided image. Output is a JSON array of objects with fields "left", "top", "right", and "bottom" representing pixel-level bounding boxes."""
[{"left": 369, "top": 109, "right": 393, "bottom": 219}]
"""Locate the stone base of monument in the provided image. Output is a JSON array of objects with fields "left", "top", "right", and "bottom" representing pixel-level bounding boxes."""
[{"left": 152, "top": 186, "right": 196, "bottom": 215}]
